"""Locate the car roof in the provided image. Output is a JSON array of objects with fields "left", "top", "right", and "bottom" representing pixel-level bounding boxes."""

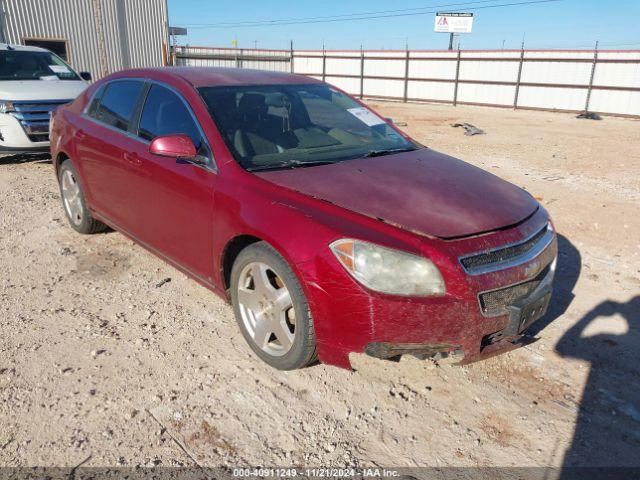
[
  {"left": 0, "top": 43, "right": 48, "bottom": 53},
  {"left": 115, "top": 67, "right": 323, "bottom": 88}
]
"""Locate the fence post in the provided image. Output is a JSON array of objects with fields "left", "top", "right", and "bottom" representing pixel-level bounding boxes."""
[
  {"left": 403, "top": 48, "right": 410, "bottom": 103},
  {"left": 584, "top": 40, "right": 599, "bottom": 113},
  {"left": 237, "top": 49, "right": 244, "bottom": 68},
  {"left": 170, "top": 45, "right": 177, "bottom": 67},
  {"left": 322, "top": 45, "right": 326, "bottom": 82},
  {"left": 513, "top": 41, "right": 525, "bottom": 109},
  {"left": 290, "top": 40, "right": 294, "bottom": 73},
  {"left": 360, "top": 46, "right": 365, "bottom": 99},
  {"left": 453, "top": 47, "right": 461, "bottom": 106}
]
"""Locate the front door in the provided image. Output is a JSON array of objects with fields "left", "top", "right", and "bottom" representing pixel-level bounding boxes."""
[{"left": 125, "top": 83, "right": 217, "bottom": 283}]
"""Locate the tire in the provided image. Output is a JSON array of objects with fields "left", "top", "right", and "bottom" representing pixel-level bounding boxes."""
[
  {"left": 230, "top": 241, "right": 317, "bottom": 370},
  {"left": 58, "top": 160, "right": 107, "bottom": 234}
]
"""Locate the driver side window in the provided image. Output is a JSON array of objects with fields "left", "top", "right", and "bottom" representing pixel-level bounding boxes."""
[{"left": 137, "top": 84, "right": 211, "bottom": 161}]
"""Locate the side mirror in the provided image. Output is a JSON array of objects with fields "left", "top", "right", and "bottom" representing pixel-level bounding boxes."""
[
  {"left": 79, "top": 71, "right": 92, "bottom": 81},
  {"left": 149, "top": 134, "right": 197, "bottom": 159}
]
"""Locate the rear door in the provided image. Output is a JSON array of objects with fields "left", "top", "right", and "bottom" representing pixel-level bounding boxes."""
[
  {"left": 75, "top": 79, "right": 146, "bottom": 229},
  {"left": 124, "top": 83, "right": 217, "bottom": 282}
]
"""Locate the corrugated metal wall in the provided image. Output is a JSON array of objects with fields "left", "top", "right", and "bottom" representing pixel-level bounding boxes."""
[
  {"left": 0, "top": 0, "right": 168, "bottom": 78},
  {"left": 176, "top": 46, "right": 640, "bottom": 117}
]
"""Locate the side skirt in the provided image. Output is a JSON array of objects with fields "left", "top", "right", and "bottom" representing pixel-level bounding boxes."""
[{"left": 91, "top": 210, "right": 228, "bottom": 302}]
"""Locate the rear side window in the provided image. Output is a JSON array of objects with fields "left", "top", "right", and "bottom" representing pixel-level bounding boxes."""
[
  {"left": 94, "top": 80, "right": 144, "bottom": 132},
  {"left": 86, "top": 84, "right": 105, "bottom": 117},
  {"left": 138, "top": 84, "right": 211, "bottom": 160}
]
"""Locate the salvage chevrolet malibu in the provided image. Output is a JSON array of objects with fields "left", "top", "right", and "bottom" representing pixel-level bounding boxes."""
[{"left": 50, "top": 67, "right": 557, "bottom": 370}]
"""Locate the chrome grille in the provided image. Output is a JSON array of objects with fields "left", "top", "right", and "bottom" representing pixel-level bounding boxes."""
[
  {"left": 479, "top": 265, "right": 550, "bottom": 315},
  {"left": 460, "top": 224, "right": 551, "bottom": 274},
  {"left": 9, "top": 100, "right": 70, "bottom": 142}
]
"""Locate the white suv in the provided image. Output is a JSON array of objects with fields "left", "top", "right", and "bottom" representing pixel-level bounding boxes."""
[{"left": 0, "top": 43, "right": 89, "bottom": 155}]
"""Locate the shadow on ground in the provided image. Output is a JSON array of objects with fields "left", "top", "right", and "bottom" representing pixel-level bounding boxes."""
[
  {"left": 527, "top": 234, "right": 581, "bottom": 337},
  {"left": 519, "top": 234, "right": 639, "bottom": 476},
  {"left": 557, "top": 295, "right": 640, "bottom": 472},
  {"left": 529, "top": 236, "right": 640, "bottom": 473},
  {"left": 0, "top": 153, "right": 51, "bottom": 165}
]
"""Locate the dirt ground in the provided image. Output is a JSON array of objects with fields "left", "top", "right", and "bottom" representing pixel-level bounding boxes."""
[{"left": 1, "top": 101, "right": 639, "bottom": 471}]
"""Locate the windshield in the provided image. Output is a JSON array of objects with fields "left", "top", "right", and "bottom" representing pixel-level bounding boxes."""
[
  {"left": 0, "top": 50, "right": 80, "bottom": 81},
  {"left": 198, "top": 84, "right": 417, "bottom": 171}
]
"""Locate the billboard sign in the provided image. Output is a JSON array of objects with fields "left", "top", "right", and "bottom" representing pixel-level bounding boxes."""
[
  {"left": 434, "top": 13, "right": 474, "bottom": 33},
  {"left": 169, "top": 26, "right": 188, "bottom": 36}
]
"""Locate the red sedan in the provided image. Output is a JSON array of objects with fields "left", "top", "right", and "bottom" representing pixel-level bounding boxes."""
[{"left": 50, "top": 67, "right": 557, "bottom": 370}]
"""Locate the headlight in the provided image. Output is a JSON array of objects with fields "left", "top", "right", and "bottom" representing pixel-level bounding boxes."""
[
  {"left": 0, "top": 101, "right": 15, "bottom": 114},
  {"left": 330, "top": 239, "right": 445, "bottom": 296}
]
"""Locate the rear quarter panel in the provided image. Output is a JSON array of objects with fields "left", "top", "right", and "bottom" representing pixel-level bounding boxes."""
[{"left": 50, "top": 87, "right": 94, "bottom": 173}]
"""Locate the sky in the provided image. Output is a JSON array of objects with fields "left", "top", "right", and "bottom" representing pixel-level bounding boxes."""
[{"left": 166, "top": 0, "right": 640, "bottom": 51}]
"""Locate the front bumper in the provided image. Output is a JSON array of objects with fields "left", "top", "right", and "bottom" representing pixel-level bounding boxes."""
[
  {"left": 363, "top": 264, "right": 555, "bottom": 364},
  {"left": 0, "top": 100, "right": 70, "bottom": 153},
  {"left": 299, "top": 208, "right": 558, "bottom": 369},
  {"left": 0, "top": 112, "right": 50, "bottom": 152}
]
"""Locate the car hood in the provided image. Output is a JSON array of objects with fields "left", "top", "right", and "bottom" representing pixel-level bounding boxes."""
[
  {"left": 0, "top": 80, "right": 87, "bottom": 101},
  {"left": 256, "top": 148, "right": 539, "bottom": 239}
]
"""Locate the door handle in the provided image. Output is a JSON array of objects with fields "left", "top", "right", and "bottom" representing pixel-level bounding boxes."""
[
  {"left": 123, "top": 152, "right": 142, "bottom": 166},
  {"left": 74, "top": 129, "right": 86, "bottom": 140}
]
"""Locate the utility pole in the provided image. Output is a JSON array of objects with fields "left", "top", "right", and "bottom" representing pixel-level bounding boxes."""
[
  {"left": 448, "top": 32, "right": 454, "bottom": 50},
  {"left": 253, "top": 40, "right": 258, "bottom": 49}
]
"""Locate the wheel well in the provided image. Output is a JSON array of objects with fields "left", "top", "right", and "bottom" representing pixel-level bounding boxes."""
[
  {"left": 222, "top": 235, "right": 262, "bottom": 290},
  {"left": 55, "top": 152, "right": 70, "bottom": 174}
]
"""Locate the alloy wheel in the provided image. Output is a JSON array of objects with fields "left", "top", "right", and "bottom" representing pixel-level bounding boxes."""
[
  {"left": 237, "top": 261, "right": 296, "bottom": 357},
  {"left": 61, "top": 169, "right": 83, "bottom": 226}
]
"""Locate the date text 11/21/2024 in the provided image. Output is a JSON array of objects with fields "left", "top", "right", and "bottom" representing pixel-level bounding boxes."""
[{"left": 232, "top": 468, "right": 403, "bottom": 478}]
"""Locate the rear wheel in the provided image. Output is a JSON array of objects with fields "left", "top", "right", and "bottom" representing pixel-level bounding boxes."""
[
  {"left": 58, "top": 160, "right": 107, "bottom": 234},
  {"left": 230, "top": 242, "right": 317, "bottom": 370}
]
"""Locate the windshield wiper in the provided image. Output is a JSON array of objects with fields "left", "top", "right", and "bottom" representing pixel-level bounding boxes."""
[
  {"left": 247, "top": 159, "right": 339, "bottom": 172},
  {"left": 360, "top": 147, "right": 417, "bottom": 158},
  {"left": 246, "top": 146, "right": 418, "bottom": 172}
]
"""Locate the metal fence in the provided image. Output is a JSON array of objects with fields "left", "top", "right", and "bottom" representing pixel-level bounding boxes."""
[
  {"left": 173, "top": 46, "right": 292, "bottom": 72},
  {"left": 174, "top": 45, "right": 640, "bottom": 118}
]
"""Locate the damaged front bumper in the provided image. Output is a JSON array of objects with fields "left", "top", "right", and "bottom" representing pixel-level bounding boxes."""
[
  {"left": 364, "top": 341, "right": 463, "bottom": 361},
  {"left": 298, "top": 209, "right": 558, "bottom": 370},
  {"left": 362, "top": 264, "right": 553, "bottom": 366}
]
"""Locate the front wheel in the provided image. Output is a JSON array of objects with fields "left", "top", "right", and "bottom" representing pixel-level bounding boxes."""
[
  {"left": 230, "top": 242, "right": 317, "bottom": 370},
  {"left": 58, "top": 160, "right": 107, "bottom": 234}
]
